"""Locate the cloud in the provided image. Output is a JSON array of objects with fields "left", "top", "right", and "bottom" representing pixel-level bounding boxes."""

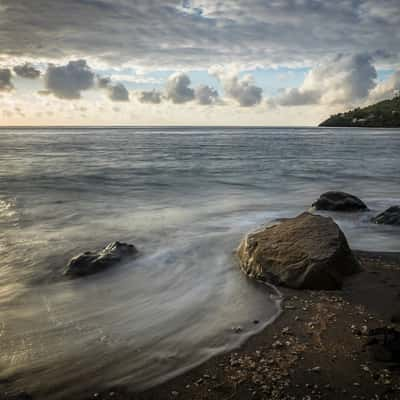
[
  {"left": 195, "top": 84, "right": 219, "bottom": 105},
  {"left": 97, "top": 76, "right": 129, "bottom": 102},
  {"left": 44, "top": 60, "right": 95, "bottom": 99},
  {"left": 0, "top": 1, "right": 399, "bottom": 68},
  {"left": 139, "top": 90, "right": 163, "bottom": 104},
  {"left": 108, "top": 83, "right": 129, "bottom": 102},
  {"left": 164, "top": 72, "right": 220, "bottom": 105},
  {"left": 211, "top": 68, "right": 262, "bottom": 107},
  {"left": 98, "top": 76, "right": 111, "bottom": 88},
  {"left": 273, "top": 53, "right": 377, "bottom": 106},
  {"left": 369, "top": 70, "right": 400, "bottom": 102},
  {"left": 165, "top": 72, "right": 195, "bottom": 104},
  {"left": 13, "top": 63, "right": 40, "bottom": 79},
  {"left": 0, "top": 68, "right": 13, "bottom": 91}
]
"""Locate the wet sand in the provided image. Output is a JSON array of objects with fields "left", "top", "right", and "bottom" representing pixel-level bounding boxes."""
[{"left": 3, "top": 250, "right": 400, "bottom": 400}]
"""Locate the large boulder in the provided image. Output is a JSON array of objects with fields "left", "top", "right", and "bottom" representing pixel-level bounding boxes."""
[
  {"left": 237, "top": 212, "right": 361, "bottom": 290},
  {"left": 65, "top": 241, "right": 138, "bottom": 277},
  {"left": 372, "top": 206, "right": 400, "bottom": 226},
  {"left": 312, "top": 191, "right": 368, "bottom": 212}
]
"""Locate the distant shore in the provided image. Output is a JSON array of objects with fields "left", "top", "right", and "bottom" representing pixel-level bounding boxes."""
[{"left": 72, "top": 250, "right": 400, "bottom": 400}]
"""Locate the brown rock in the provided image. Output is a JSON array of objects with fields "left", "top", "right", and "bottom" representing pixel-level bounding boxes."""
[{"left": 237, "top": 212, "right": 361, "bottom": 290}]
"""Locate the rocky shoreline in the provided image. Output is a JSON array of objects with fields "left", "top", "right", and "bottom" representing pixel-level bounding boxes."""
[
  {"left": 3, "top": 192, "right": 400, "bottom": 400},
  {"left": 74, "top": 250, "right": 400, "bottom": 400}
]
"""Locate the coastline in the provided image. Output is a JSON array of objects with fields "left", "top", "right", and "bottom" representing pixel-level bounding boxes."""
[
  {"left": 3, "top": 250, "right": 400, "bottom": 400},
  {"left": 78, "top": 250, "right": 400, "bottom": 400}
]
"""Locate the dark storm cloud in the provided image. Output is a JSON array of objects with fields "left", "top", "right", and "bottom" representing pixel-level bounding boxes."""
[
  {"left": 0, "top": 1, "right": 398, "bottom": 67},
  {"left": 0, "top": 68, "right": 13, "bottom": 91},
  {"left": 13, "top": 63, "right": 41, "bottom": 79},
  {"left": 139, "top": 90, "right": 163, "bottom": 104},
  {"left": 44, "top": 60, "right": 95, "bottom": 99}
]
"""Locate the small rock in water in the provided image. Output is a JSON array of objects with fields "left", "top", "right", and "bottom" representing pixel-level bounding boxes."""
[
  {"left": 65, "top": 241, "right": 138, "bottom": 277},
  {"left": 312, "top": 191, "right": 368, "bottom": 212},
  {"left": 372, "top": 206, "right": 400, "bottom": 226}
]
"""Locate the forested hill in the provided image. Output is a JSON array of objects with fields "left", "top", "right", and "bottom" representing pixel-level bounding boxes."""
[{"left": 319, "top": 96, "right": 400, "bottom": 127}]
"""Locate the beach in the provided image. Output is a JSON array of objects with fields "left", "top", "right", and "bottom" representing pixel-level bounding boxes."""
[{"left": 80, "top": 251, "right": 400, "bottom": 400}]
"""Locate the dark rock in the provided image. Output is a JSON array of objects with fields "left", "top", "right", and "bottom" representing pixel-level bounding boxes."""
[
  {"left": 312, "top": 191, "right": 368, "bottom": 212},
  {"left": 391, "top": 310, "right": 400, "bottom": 323},
  {"left": 65, "top": 241, "right": 138, "bottom": 277},
  {"left": 372, "top": 206, "right": 400, "bottom": 226},
  {"left": 237, "top": 212, "right": 361, "bottom": 290},
  {"left": 366, "top": 327, "right": 400, "bottom": 362},
  {"left": 7, "top": 393, "right": 33, "bottom": 400}
]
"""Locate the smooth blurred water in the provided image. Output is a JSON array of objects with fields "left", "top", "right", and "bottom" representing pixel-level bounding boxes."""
[{"left": 0, "top": 127, "right": 399, "bottom": 398}]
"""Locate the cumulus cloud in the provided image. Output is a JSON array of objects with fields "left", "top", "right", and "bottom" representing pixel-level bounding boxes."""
[
  {"left": 98, "top": 76, "right": 111, "bottom": 89},
  {"left": 108, "top": 83, "right": 129, "bottom": 102},
  {"left": 13, "top": 63, "right": 40, "bottom": 79},
  {"left": 164, "top": 73, "right": 220, "bottom": 105},
  {"left": 97, "top": 76, "right": 129, "bottom": 102},
  {"left": 0, "top": 68, "right": 13, "bottom": 91},
  {"left": 165, "top": 72, "right": 195, "bottom": 104},
  {"left": 211, "top": 68, "right": 262, "bottom": 107},
  {"left": 273, "top": 53, "right": 377, "bottom": 106},
  {"left": 44, "top": 60, "right": 95, "bottom": 99},
  {"left": 195, "top": 84, "right": 219, "bottom": 105},
  {"left": 139, "top": 90, "right": 163, "bottom": 104},
  {"left": 369, "top": 70, "right": 400, "bottom": 102}
]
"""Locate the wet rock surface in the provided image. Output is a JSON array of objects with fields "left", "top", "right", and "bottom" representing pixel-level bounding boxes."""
[
  {"left": 372, "top": 206, "right": 400, "bottom": 226},
  {"left": 65, "top": 241, "right": 138, "bottom": 277},
  {"left": 237, "top": 212, "right": 361, "bottom": 290},
  {"left": 312, "top": 191, "right": 368, "bottom": 212}
]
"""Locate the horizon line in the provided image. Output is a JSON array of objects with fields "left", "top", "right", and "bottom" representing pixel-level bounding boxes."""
[{"left": 0, "top": 124, "right": 320, "bottom": 129}]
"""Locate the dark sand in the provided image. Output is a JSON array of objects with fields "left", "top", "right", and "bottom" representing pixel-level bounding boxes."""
[{"left": 3, "top": 251, "right": 400, "bottom": 400}]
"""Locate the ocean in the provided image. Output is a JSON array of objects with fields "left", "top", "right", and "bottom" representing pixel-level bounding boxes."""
[{"left": 0, "top": 127, "right": 399, "bottom": 398}]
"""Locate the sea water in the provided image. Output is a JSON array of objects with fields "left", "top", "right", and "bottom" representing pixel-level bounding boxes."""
[{"left": 0, "top": 127, "right": 399, "bottom": 397}]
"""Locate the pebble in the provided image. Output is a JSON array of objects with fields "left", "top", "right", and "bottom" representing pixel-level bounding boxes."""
[{"left": 272, "top": 340, "right": 284, "bottom": 348}]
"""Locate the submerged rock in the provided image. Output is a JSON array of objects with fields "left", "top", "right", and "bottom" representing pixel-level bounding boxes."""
[
  {"left": 372, "top": 206, "right": 400, "bottom": 226},
  {"left": 312, "top": 191, "right": 368, "bottom": 212},
  {"left": 65, "top": 241, "right": 138, "bottom": 277},
  {"left": 237, "top": 212, "right": 361, "bottom": 290}
]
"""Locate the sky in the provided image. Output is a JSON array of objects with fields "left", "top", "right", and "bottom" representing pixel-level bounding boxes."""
[{"left": 0, "top": 0, "right": 399, "bottom": 126}]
